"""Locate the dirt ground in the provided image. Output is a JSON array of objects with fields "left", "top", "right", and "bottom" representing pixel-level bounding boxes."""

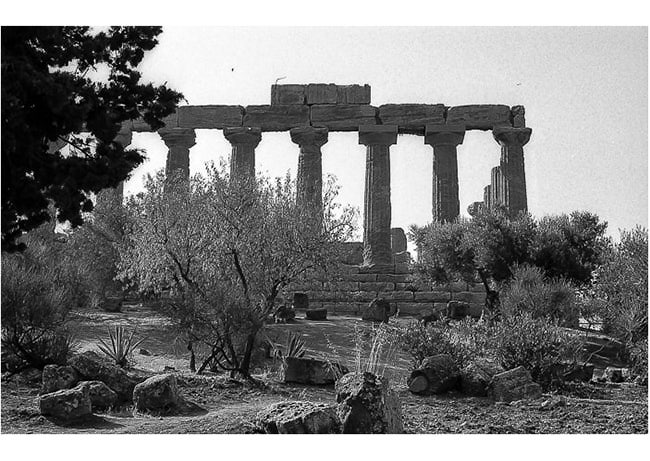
[{"left": 1, "top": 303, "right": 647, "bottom": 434}]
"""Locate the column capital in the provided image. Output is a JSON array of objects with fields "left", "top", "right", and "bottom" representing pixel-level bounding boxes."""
[
  {"left": 158, "top": 127, "right": 196, "bottom": 149},
  {"left": 424, "top": 124, "right": 466, "bottom": 146},
  {"left": 290, "top": 126, "right": 328, "bottom": 147},
  {"left": 358, "top": 125, "right": 397, "bottom": 146},
  {"left": 223, "top": 126, "right": 262, "bottom": 147},
  {"left": 493, "top": 126, "right": 532, "bottom": 147}
]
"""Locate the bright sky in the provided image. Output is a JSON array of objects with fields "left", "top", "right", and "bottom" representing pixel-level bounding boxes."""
[{"left": 123, "top": 26, "right": 648, "bottom": 245}]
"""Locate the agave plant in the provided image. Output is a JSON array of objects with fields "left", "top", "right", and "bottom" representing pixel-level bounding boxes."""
[
  {"left": 97, "top": 326, "right": 145, "bottom": 368},
  {"left": 272, "top": 331, "right": 306, "bottom": 359}
]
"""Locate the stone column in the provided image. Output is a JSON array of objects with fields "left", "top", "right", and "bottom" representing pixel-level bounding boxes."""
[
  {"left": 490, "top": 166, "right": 503, "bottom": 208},
  {"left": 424, "top": 124, "right": 465, "bottom": 223},
  {"left": 358, "top": 125, "right": 397, "bottom": 269},
  {"left": 223, "top": 127, "right": 262, "bottom": 183},
  {"left": 97, "top": 126, "right": 133, "bottom": 208},
  {"left": 492, "top": 126, "right": 532, "bottom": 215},
  {"left": 159, "top": 127, "right": 196, "bottom": 191},
  {"left": 290, "top": 126, "right": 328, "bottom": 211},
  {"left": 483, "top": 185, "right": 492, "bottom": 210}
]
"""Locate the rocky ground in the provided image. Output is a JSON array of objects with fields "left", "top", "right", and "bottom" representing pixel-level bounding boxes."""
[{"left": 1, "top": 304, "right": 647, "bottom": 434}]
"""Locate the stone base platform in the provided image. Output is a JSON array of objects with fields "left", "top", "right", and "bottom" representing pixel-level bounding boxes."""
[{"left": 284, "top": 265, "right": 486, "bottom": 318}]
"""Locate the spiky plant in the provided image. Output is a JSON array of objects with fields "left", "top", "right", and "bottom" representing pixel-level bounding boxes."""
[
  {"left": 272, "top": 331, "right": 306, "bottom": 359},
  {"left": 97, "top": 326, "right": 145, "bottom": 368}
]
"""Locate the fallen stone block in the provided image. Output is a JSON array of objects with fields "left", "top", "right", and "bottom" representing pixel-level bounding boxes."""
[
  {"left": 292, "top": 292, "right": 309, "bottom": 310},
  {"left": 39, "top": 383, "right": 92, "bottom": 422},
  {"left": 361, "top": 298, "right": 391, "bottom": 322},
  {"left": 305, "top": 308, "right": 327, "bottom": 320},
  {"left": 460, "top": 358, "right": 505, "bottom": 397},
  {"left": 335, "top": 372, "right": 403, "bottom": 434},
  {"left": 41, "top": 364, "right": 79, "bottom": 395},
  {"left": 79, "top": 380, "right": 118, "bottom": 411},
  {"left": 69, "top": 351, "right": 141, "bottom": 402},
  {"left": 488, "top": 366, "right": 542, "bottom": 403},
  {"left": 257, "top": 401, "right": 340, "bottom": 434},
  {"left": 133, "top": 373, "right": 179, "bottom": 413}
]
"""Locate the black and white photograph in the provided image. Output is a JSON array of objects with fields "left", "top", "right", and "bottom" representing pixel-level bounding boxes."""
[{"left": 1, "top": 1, "right": 648, "bottom": 458}]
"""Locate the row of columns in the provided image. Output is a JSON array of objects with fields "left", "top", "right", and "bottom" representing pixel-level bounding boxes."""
[{"left": 149, "top": 123, "right": 531, "bottom": 269}]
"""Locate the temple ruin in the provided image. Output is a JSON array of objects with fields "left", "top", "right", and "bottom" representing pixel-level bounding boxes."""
[{"left": 107, "top": 83, "right": 533, "bottom": 316}]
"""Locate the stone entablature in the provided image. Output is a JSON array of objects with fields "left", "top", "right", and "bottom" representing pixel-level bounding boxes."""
[{"left": 102, "top": 83, "right": 532, "bottom": 273}]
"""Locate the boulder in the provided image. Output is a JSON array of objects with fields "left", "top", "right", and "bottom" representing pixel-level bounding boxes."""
[
  {"left": 133, "top": 373, "right": 179, "bottom": 413},
  {"left": 335, "top": 372, "right": 403, "bottom": 434},
  {"left": 361, "top": 298, "right": 391, "bottom": 323},
  {"left": 79, "top": 380, "right": 118, "bottom": 410},
  {"left": 305, "top": 308, "right": 327, "bottom": 321},
  {"left": 41, "top": 364, "right": 79, "bottom": 394},
  {"left": 460, "top": 358, "right": 505, "bottom": 396},
  {"left": 407, "top": 354, "right": 460, "bottom": 395},
  {"left": 488, "top": 366, "right": 543, "bottom": 403},
  {"left": 282, "top": 356, "right": 348, "bottom": 385},
  {"left": 68, "top": 351, "right": 140, "bottom": 402},
  {"left": 257, "top": 401, "right": 341, "bottom": 434},
  {"left": 292, "top": 292, "right": 309, "bottom": 310},
  {"left": 39, "top": 382, "right": 92, "bottom": 422}
]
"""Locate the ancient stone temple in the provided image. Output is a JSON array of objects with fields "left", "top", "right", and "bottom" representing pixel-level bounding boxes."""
[{"left": 102, "top": 83, "right": 532, "bottom": 316}]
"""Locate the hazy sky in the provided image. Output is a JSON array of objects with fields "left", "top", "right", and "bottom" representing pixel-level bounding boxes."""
[{"left": 124, "top": 26, "right": 648, "bottom": 243}]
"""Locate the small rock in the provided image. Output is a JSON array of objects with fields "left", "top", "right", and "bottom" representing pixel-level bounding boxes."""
[
  {"left": 139, "top": 348, "right": 152, "bottom": 356},
  {"left": 257, "top": 401, "right": 340, "bottom": 434},
  {"left": 39, "top": 383, "right": 92, "bottom": 422},
  {"left": 133, "top": 373, "right": 179, "bottom": 413},
  {"left": 41, "top": 364, "right": 79, "bottom": 394},
  {"left": 539, "top": 395, "right": 567, "bottom": 411}
]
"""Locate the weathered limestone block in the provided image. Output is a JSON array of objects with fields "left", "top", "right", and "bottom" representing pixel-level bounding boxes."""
[
  {"left": 257, "top": 401, "right": 341, "bottom": 434},
  {"left": 453, "top": 291, "right": 486, "bottom": 305},
  {"left": 131, "top": 111, "right": 179, "bottom": 131},
  {"left": 243, "top": 105, "right": 309, "bottom": 131},
  {"left": 446, "top": 104, "right": 511, "bottom": 130},
  {"left": 292, "top": 292, "right": 309, "bottom": 310},
  {"left": 336, "top": 84, "right": 371, "bottom": 104},
  {"left": 376, "top": 273, "right": 409, "bottom": 283},
  {"left": 305, "top": 308, "right": 328, "bottom": 320},
  {"left": 488, "top": 366, "right": 542, "bottom": 402},
  {"left": 407, "top": 354, "right": 460, "bottom": 395},
  {"left": 311, "top": 104, "right": 377, "bottom": 131},
  {"left": 338, "top": 241, "right": 364, "bottom": 265},
  {"left": 282, "top": 357, "right": 348, "bottom": 385},
  {"left": 603, "top": 367, "right": 625, "bottom": 383},
  {"left": 79, "top": 380, "right": 119, "bottom": 410},
  {"left": 335, "top": 372, "right": 403, "bottom": 434},
  {"left": 358, "top": 281, "right": 395, "bottom": 292},
  {"left": 348, "top": 273, "right": 378, "bottom": 282},
  {"left": 361, "top": 298, "right": 392, "bottom": 322},
  {"left": 39, "top": 382, "right": 92, "bottom": 422},
  {"left": 69, "top": 351, "right": 140, "bottom": 402},
  {"left": 446, "top": 300, "right": 471, "bottom": 319},
  {"left": 178, "top": 105, "right": 243, "bottom": 129},
  {"left": 306, "top": 83, "right": 338, "bottom": 104},
  {"left": 390, "top": 227, "right": 408, "bottom": 253},
  {"left": 379, "top": 104, "right": 445, "bottom": 134},
  {"left": 271, "top": 84, "right": 306, "bottom": 105},
  {"left": 41, "top": 364, "right": 79, "bottom": 394},
  {"left": 460, "top": 358, "right": 505, "bottom": 397},
  {"left": 415, "top": 291, "right": 451, "bottom": 302},
  {"left": 339, "top": 264, "right": 361, "bottom": 274},
  {"left": 511, "top": 105, "right": 526, "bottom": 128},
  {"left": 133, "top": 373, "right": 179, "bottom": 413},
  {"left": 382, "top": 291, "right": 414, "bottom": 301}
]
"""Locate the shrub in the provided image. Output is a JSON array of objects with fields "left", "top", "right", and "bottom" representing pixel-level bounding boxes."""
[
  {"left": 493, "top": 312, "right": 584, "bottom": 385},
  {"left": 629, "top": 339, "right": 648, "bottom": 381},
  {"left": 353, "top": 323, "right": 399, "bottom": 377},
  {"left": 397, "top": 318, "right": 494, "bottom": 369},
  {"left": 97, "top": 326, "right": 146, "bottom": 368},
  {"left": 1, "top": 252, "right": 76, "bottom": 371},
  {"left": 500, "top": 264, "right": 579, "bottom": 327}
]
